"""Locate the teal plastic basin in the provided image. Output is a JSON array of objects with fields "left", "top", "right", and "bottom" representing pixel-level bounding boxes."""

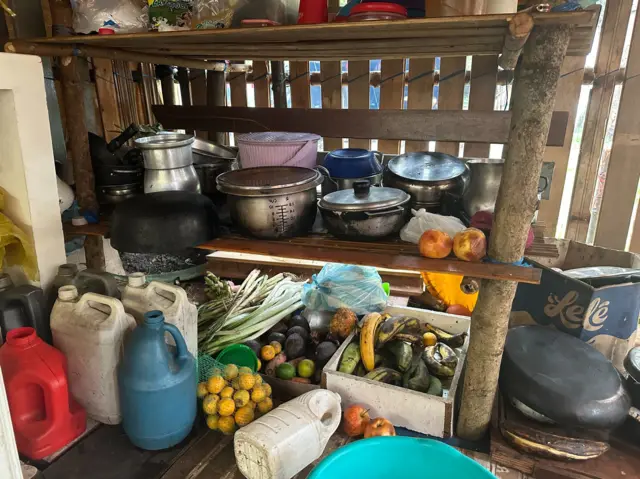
[{"left": 309, "top": 436, "right": 496, "bottom": 479}]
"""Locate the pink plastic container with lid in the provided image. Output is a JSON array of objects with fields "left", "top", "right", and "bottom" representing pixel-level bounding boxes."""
[
  {"left": 236, "top": 132, "right": 321, "bottom": 169},
  {"left": 348, "top": 2, "right": 408, "bottom": 21}
]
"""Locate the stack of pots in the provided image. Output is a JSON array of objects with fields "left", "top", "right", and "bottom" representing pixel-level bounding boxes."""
[
  {"left": 135, "top": 133, "right": 201, "bottom": 194},
  {"left": 318, "top": 148, "right": 384, "bottom": 196}
]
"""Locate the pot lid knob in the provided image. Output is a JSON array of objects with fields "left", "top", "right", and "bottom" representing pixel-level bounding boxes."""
[{"left": 353, "top": 180, "right": 371, "bottom": 198}]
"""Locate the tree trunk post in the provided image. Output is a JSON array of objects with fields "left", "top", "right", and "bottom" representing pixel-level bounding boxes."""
[
  {"left": 50, "top": 0, "right": 105, "bottom": 271},
  {"left": 207, "top": 69, "right": 226, "bottom": 144},
  {"left": 456, "top": 24, "right": 572, "bottom": 440}
]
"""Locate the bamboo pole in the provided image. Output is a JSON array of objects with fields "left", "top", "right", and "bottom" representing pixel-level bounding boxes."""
[
  {"left": 456, "top": 23, "right": 573, "bottom": 440},
  {"left": 207, "top": 69, "right": 226, "bottom": 143},
  {"left": 48, "top": 0, "right": 105, "bottom": 270}
]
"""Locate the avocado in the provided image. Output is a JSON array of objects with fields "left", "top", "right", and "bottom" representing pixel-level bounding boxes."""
[
  {"left": 270, "top": 321, "right": 288, "bottom": 335},
  {"left": 276, "top": 362, "right": 296, "bottom": 380},
  {"left": 285, "top": 333, "right": 306, "bottom": 359},
  {"left": 315, "top": 341, "right": 338, "bottom": 368},
  {"left": 289, "top": 315, "right": 310, "bottom": 332},
  {"left": 287, "top": 326, "right": 309, "bottom": 342},
  {"left": 243, "top": 340, "right": 261, "bottom": 357},
  {"left": 267, "top": 332, "right": 286, "bottom": 345}
]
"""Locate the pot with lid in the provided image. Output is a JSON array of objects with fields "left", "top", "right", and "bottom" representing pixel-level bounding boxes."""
[
  {"left": 217, "top": 166, "right": 323, "bottom": 239},
  {"left": 383, "top": 152, "right": 470, "bottom": 211},
  {"left": 318, "top": 181, "right": 410, "bottom": 240},
  {"left": 318, "top": 148, "right": 384, "bottom": 196}
]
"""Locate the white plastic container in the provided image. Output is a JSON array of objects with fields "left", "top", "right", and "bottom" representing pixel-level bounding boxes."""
[
  {"left": 121, "top": 273, "right": 198, "bottom": 357},
  {"left": 51, "top": 285, "right": 136, "bottom": 425},
  {"left": 234, "top": 390, "right": 342, "bottom": 479}
]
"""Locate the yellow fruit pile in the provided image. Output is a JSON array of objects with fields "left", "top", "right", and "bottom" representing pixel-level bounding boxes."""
[{"left": 198, "top": 364, "right": 274, "bottom": 435}]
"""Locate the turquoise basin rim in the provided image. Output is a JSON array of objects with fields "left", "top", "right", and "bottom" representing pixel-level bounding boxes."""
[{"left": 308, "top": 436, "right": 497, "bottom": 479}]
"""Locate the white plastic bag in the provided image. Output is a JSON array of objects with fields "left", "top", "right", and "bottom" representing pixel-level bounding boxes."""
[
  {"left": 72, "top": 0, "right": 148, "bottom": 33},
  {"left": 400, "top": 209, "right": 466, "bottom": 244}
]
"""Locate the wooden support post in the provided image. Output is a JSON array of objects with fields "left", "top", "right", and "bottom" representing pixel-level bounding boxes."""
[
  {"left": 270, "top": 61, "right": 287, "bottom": 108},
  {"left": 49, "top": 0, "right": 105, "bottom": 270},
  {"left": 157, "top": 65, "right": 175, "bottom": 106},
  {"left": 457, "top": 24, "right": 572, "bottom": 440},
  {"left": 206, "top": 69, "right": 225, "bottom": 144},
  {"left": 176, "top": 67, "right": 191, "bottom": 106},
  {"left": 498, "top": 12, "right": 534, "bottom": 70}
]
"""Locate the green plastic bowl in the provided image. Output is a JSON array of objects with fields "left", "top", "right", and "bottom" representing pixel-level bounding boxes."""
[{"left": 216, "top": 344, "right": 259, "bottom": 371}]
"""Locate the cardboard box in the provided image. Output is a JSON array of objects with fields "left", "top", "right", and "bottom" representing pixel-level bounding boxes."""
[
  {"left": 323, "top": 305, "right": 469, "bottom": 438},
  {"left": 512, "top": 240, "right": 640, "bottom": 371}
]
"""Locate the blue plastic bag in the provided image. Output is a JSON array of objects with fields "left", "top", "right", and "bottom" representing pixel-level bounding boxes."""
[{"left": 302, "top": 263, "right": 387, "bottom": 315}]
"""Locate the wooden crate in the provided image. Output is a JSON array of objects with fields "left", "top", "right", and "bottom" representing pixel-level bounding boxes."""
[{"left": 322, "top": 305, "right": 470, "bottom": 438}]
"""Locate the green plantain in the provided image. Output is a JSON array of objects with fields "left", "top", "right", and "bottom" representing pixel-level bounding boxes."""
[
  {"left": 385, "top": 341, "right": 413, "bottom": 372},
  {"left": 422, "top": 344, "right": 456, "bottom": 378},
  {"left": 364, "top": 367, "right": 402, "bottom": 385},
  {"left": 338, "top": 342, "right": 361, "bottom": 374},
  {"left": 422, "top": 323, "right": 467, "bottom": 349}
]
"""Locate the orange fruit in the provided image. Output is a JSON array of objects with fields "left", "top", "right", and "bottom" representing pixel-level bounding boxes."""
[
  {"left": 234, "top": 389, "right": 250, "bottom": 408},
  {"left": 202, "top": 394, "right": 219, "bottom": 415},
  {"left": 235, "top": 406, "right": 255, "bottom": 426},
  {"left": 251, "top": 385, "right": 267, "bottom": 403},
  {"left": 218, "top": 415, "right": 236, "bottom": 435},
  {"left": 253, "top": 373, "right": 263, "bottom": 386},
  {"left": 423, "top": 332, "right": 438, "bottom": 347},
  {"left": 247, "top": 400, "right": 256, "bottom": 410},
  {"left": 238, "top": 366, "right": 253, "bottom": 375},
  {"left": 238, "top": 373, "right": 256, "bottom": 391},
  {"left": 257, "top": 397, "right": 273, "bottom": 415},
  {"left": 270, "top": 341, "right": 283, "bottom": 355},
  {"left": 220, "top": 386, "right": 234, "bottom": 399},
  {"left": 206, "top": 414, "right": 219, "bottom": 430},
  {"left": 297, "top": 359, "right": 316, "bottom": 378},
  {"left": 207, "top": 376, "right": 226, "bottom": 395},
  {"left": 197, "top": 382, "right": 209, "bottom": 399},
  {"left": 261, "top": 345, "right": 276, "bottom": 361},
  {"left": 218, "top": 397, "right": 236, "bottom": 417},
  {"left": 223, "top": 364, "right": 239, "bottom": 381},
  {"left": 257, "top": 359, "right": 262, "bottom": 371},
  {"left": 262, "top": 382, "right": 272, "bottom": 397},
  {"left": 231, "top": 377, "right": 241, "bottom": 390}
]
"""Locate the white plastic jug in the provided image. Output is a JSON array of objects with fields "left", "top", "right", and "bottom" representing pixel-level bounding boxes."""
[
  {"left": 51, "top": 285, "right": 136, "bottom": 425},
  {"left": 234, "top": 390, "right": 342, "bottom": 479},
  {"left": 121, "top": 273, "right": 198, "bottom": 357}
]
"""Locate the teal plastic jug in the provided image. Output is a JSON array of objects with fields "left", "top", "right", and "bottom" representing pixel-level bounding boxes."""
[{"left": 118, "top": 310, "right": 196, "bottom": 450}]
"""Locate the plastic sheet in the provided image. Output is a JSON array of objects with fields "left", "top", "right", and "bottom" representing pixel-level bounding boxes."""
[
  {"left": 400, "top": 209, "right": 466, "bottom": 244},
  {"left": 71, "top": 0, "right": 148, "bottom": 33},
  {"left": 302, "top": 263, "right": 387, "bottom": 315},
  {"left": 0, "top": 188, "right": 38, "bottom": 281}
]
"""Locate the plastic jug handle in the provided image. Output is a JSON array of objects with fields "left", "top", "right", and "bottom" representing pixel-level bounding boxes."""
[
  {"left": 149, "top": 281, "right": 185, "bottom": 305},
  {"left": 163, "top": 323, "right": 190, "bottom": 362},
  {"left": 77, "top": 293, "right": 126, "bottom": 320},
  {"left": 319, "top": 392, "right": 343, "bottom": 443}
]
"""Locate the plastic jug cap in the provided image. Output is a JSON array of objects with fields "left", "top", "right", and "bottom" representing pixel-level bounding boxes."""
[
  {"left": 58, "top": 264, "right": 78, "bottom": 277},
  {"left": 58, "top": 285, "right": 79, "bottom": 301},
  {"left": 6, "top": 327, "right": 38, "bottom": 346},
  {"left": 0, "top": 273, "right": 13, "bottom": 291},
  {"left": 144, "top": 310, "right": 165, "bottom": 325},
  {"left": 128, "top": 272, "right": 147, "bottom": 287}
]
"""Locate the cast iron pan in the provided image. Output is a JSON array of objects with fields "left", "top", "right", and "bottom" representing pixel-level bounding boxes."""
[
  {"left": 500, "top": 325, "right": 630, "bottom": 430},
  {"left": 111, "top": 191, "right": 220, "bottom": 254}
]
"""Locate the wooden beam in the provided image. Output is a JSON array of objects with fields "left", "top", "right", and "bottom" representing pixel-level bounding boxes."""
[
  {"left": 436, "top": 56, "right": 466, "bottom": 155},
  {"left": 566, "top": 0, "right": 634, "bottom": 241},
  {"left": 93, "top": 58, "right": 120, "bottom": 142},
  {"left": 594, "top": 12, "right": 640, "bottom": 250},
  {"left": 153, "top": 105, "right": 570, "bottom": 146},
  {"left": 270, "top": 61, "right": 287, "bottom": 108},
  {"left": 378, "top": 59, "right": 406, "bottom": 154},
  {"left": 206, "top": 70, "right": 225, "bottom": 144},
  {"left": 457, "top": 24, "right": 572, "bottom": 441},
  {"left": 465, "top": 55, "right": 498, "bottom": 158},
  {"left": 405, "top": 57, "right": 435, "bottom": 152},
  {"left": 321, "top": 60, "right": 343, "bottom": 151},
  {"left": 347, "top": 60, "right": 371, "bottom": 149},
  {"left": 536, "top": 56, "right": 586, "bottom": 234},
  {"left": 289, "top": 61, "right": 309, "bottom": 109},
  {"left": 251, "top": 60, "right": 270, "bottom": 108},
  {"left": 176, "top": 67, "right": 191, "bottom": 106}
]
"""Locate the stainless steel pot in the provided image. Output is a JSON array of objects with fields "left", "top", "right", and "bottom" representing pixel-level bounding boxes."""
[
  {"left": 135, "top": 133, "right": 195, "bottom": 169},
  {"left": 217, "top": 167, "right": 323, "bottom": 239},
  {"left": 383, "top": 152, "right": 470, "bottom": 211},
  {"left": 318, "top": 181, "right": 410, "bottom": 240},
  {"left": 463, "top": 158, "right": 549, "bottom": 217},
  {"left": 144, "top": 165, "right": 201, "bottom": 194},
  {"left": 317, "top": 165, "right": 383, "bottom": 196}
]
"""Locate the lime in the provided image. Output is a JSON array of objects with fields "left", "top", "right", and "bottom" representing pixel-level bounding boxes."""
[
  {"left": 276, "top": 362, "right": 296, "bottom": 380},
  {"left": 297, "top": 359, "right": 316, "bottom": 378}
]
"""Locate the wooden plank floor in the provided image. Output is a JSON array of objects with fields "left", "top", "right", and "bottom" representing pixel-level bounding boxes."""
[{"left": 41, "top": 422, "right": 530, "bottom": 479}]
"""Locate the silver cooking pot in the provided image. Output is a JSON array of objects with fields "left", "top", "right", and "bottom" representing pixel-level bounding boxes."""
[
  {"left": 216, "top": 166, "right": 322, "bottom": 239},
  {"left": 383, "top": 152, "right": 470, "bottom": 211}
]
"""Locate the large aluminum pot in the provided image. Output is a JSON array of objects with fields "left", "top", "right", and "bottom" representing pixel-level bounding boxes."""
[
  {"left": 135, "top": 133, "right": 195, "bottom": 170},
  {"left": 318, "top": 181, "right": 411, "bottom": 240},
  {"left": 217, "top": 167, "right": 322, "bottom": 239},
  {"left": 144, "top": 165, "right": 201, "bottom": 194},
  {"left": 383, "top": 152, "right": 470, "bottom": 211}
]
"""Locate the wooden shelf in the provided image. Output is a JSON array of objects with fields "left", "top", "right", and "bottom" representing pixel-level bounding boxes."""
[
  {"left": 199, "top": 234, "right": 542, "bottom": 284},
  {"left": 7, "top": 11, "right": 598, "bottom": 66}
]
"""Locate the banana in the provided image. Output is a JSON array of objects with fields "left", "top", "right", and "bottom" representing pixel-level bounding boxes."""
[
  {"left": 393, "top": 332, "right": 423, "bottom": 344},
  {"left": 437, "top": 343, "right": 458, "bottom": 368},
  {"left": 376, "top": 316, "right": 421, "bottom": 348},
  {"left": 360, "top": 312, "right": 384, "bottom": 371},
  {"left": 422, "top": 323, "right": 467, "bottom": 349},
  {"left": 386, "top": 341, "right": 413, "bottom": 372},
  {"left": 364, "top": 367, "right": 402, "bottom": 385},
  {"left": 422, "top": 345, "right": 456, "bottom": 378}
]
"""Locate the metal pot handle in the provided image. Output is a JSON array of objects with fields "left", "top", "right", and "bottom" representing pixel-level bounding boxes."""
[
  {"left": 315, "top": 165, "right": 339, "bottom": 188},
  {"left": 364, "top": 206, "right": 406, "bottom": 217},
  {"left": 538, "top": 175, "right": 549, "bottom": 194}
]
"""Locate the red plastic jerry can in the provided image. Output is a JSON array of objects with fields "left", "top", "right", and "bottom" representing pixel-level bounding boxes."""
[{"left": 0, "top": 327, "right": 86, "bottom": 459}]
